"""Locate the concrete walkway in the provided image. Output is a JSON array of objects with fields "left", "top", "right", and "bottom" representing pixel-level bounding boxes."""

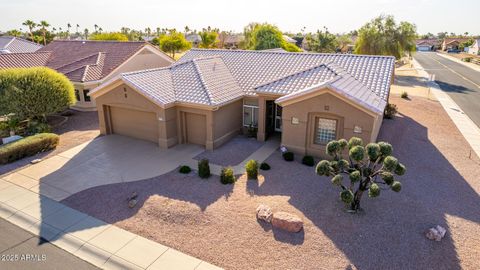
[
  {"left": 412, "top": 58, "right": 480, "bottom": 159},
  {"left": 185, "top": 138, "right": 280, "bottom": 175},
  {"left": 0, "top": 178, "right": 222, "bottom": 270}
]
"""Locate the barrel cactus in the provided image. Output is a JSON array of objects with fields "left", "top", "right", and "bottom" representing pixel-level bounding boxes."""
[{"left": 316, "top": 137, "right": 405, "bottom": 212}]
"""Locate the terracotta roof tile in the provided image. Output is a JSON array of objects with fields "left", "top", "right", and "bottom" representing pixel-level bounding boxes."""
[{"left": 0, "top": 51, "right": 51, "bottom": 69}]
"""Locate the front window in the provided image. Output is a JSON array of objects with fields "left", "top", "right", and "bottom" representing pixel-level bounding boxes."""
[
  {"left": 243, "top": 105, "right": 259, "bottom": 127},
  {"left": 74, "top": 89, "right": 80, "bottom": 101},
  {"left": 83, "top": 89, "right": 91, "bottom": 102},
  {"left": 315, "top": 118, "right": 337, "bottom": 145}
]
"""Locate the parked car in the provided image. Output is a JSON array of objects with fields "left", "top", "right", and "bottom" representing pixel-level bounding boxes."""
[{"left": 447, "top": 49, "right": 461, "bottom": 53}]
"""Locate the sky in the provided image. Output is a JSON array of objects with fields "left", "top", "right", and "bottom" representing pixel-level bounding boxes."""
[{"left": 1, "top": 0, "right": 479, "bottom": 35}]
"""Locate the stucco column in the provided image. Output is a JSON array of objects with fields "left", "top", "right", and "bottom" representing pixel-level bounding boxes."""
[
  {"left": 257, "top": 96, "right": 266, "bottom": 142},
  {"left": 205, "top": 111, "right": 214, "bottom": 150},
  {"left": 157, "top": 110, "right": 169, "bottom": 149}
]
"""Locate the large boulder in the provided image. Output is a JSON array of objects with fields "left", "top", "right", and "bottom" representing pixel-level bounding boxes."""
[
  {"left": 256, "top": 204, "right": 273, "bottom": 223},
  {"left": 271, "top": 212, "right": 303, "bottom": 233}
]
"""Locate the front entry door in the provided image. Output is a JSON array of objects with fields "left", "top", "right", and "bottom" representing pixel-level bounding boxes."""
[{"left": 274, "top": 105, "right": 282, "bottom": 132}]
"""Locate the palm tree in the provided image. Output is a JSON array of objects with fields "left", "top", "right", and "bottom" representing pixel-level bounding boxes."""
[
  {"left": 39, "top": 21, "right": 50, "bottom": 45},
  {"left": 98, "top": 27, "right": 103, "bottom": 33},
  {"left": 94, "top": 24, "right": 98, "bottom": 33},
  {"left": 76, "top": 24, "right": 80, "bottom": 35},
  {"left": 22, "top": 20, "right": 37, "bottom": 42},
  {"left": 52, "top": 27, "right": 56, "bottom": 34},
  {"left": 67, "top": 23, "right": 71, "bottom": 38},
  {"left": 84, "top": 28, "right": 89, "bottom": 39},
  {"left": 156, "top": 27, "right": 160, "bottom": 36}
]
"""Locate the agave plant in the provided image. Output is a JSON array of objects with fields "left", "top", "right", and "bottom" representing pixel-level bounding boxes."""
[{"left": 316, "top": 137, "right": 405, "bottom": 212}]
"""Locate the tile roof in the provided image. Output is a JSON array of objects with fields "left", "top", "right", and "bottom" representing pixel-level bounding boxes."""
[
  {"left": 179, "top": 49, "right": 395, "bottom": 101},
  {"left": 0, "top": 51, "right": 51, "bottom": 69},
  {"left": 0, "top": 36, "right": 43, "bottom": 53},
  {"left": 120, "top": 56, "right": 244, "bottom": 107},
  {"left": 95, "top": 49, "right": 394, "bottom": 114},
  {"left": 37, "top": 40, "right": 148, "bottom": 82}
]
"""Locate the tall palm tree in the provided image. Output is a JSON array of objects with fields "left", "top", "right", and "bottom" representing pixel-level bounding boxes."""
[
  {"left": 22, "top": 20, "right": 37, "bottom": 42},
  {"left": 98, "top": 27, "right": 103, "bottom": 33},
  {"left": 94, "top": 24, "right": 98, "bottom": 33},
  {"left": 156, "top": 27, "right": 160, "bottom": 36},
  {"left": 67, "top": 23, "right": 71, "bottom": 38},
  {"left": 76, "top": 24, "right": 80, "bottom": 35},
  {"left": 84, "top": 28, "right": 89, "bottom": 39},
  {"left": 39, "top": 20, "right": 50, "bottom": 45}
]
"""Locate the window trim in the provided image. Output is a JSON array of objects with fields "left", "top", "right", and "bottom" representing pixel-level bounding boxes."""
[
  {"left": 243, "top": 105, "right": 259, "bottom": 127},
  {"left": 307, "top": 112, "right": 344, "bottom": 150}
]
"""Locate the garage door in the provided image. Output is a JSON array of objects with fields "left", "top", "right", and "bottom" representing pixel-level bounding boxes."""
[
  {"left": 417, "top": 46, "right": 431, "bottom": 51},
  {"left": 185, "top": 112, "right": 206, "bottom": 146},
  {"left": 109, "top": 106, "right": 158, "bottom": 143}
]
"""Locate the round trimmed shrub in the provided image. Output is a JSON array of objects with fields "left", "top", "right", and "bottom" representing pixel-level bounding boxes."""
[
  {"left": 383, "top": 156, "right": 398, "bottom": 171},
  {"left": 179, "top": 165, "right": 191, "bottom": 174},
  {"left": 384, "top": 103, "right": 398, "bottom": 119},
  {"left": 331, "top": 174, "right": 343, "bottom": 186},
  {"left": 381, "top": 171, "right": 394, "bottom": 185},
  {"left": 220, "top": 167, "right": 235, "bottom": 184},
  {"left": 245, "top": 159, "right": 258, "bottom": 179},
  {"left": 316, "top": 160, "right": 331, "bottom": 176},
  {"left": 302, "top": 155, "right": 315, "bottom": 166},
  {"left": 348, "top": 137, "right": 363, "bottom": 149},
  {"left": 349, "top": 170, "right": 361, "bottom": 183},
  {"left": 378, "top": 141, "right": 393, "bottom": 157},
  {"left": 326, "top": 140, "right": 340, "bottom": 156},
  {"left": 198, "top": 159, "right": 211, "bottom": 179},
  {"left": 282, "top": 151, "right": 294, "bottom": 161},
  {"left": 340, "top": 190, "right": 354, "bottom": 204},
  {"left": 368, "top": 183, "right": 380, "bottom": 197},
  {"left": 391, "top": 181, "right": 402, "bottom": 192},
  {"left": 259, "top": 162, "right": 270, "bottom": 170},
  {"left": 349, "top": 145, "right": 365, "bottom": 161},
  {"left": 395, "top": 163, "right": 406, "bottom": 176},
  {"left": 365, "top": 143, "right": 380, "bottom": 161}
]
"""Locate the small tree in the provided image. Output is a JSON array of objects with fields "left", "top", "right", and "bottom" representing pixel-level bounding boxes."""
[
  {"left": 316, "top": 137, "right": 405, "bottom": 212},
  {"left": 0, "top": 67, "right": 75, "bottom": 122},
  {"left": 199, "top": 27, "right": 218, "bottom": 48},
  {"left": 159, "top": 30, "right": 192, "bottom": 59},
  {"left": 89, "top": 32, "right": 129, "bottom": 41}
]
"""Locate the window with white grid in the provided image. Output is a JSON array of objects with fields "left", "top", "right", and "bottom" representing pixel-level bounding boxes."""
[{"left": 315, "top": 118, "right": 337, "bottom": 144}]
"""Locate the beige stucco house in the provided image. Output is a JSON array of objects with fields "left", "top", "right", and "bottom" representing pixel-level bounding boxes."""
[
  {"left": 90, "top": 49, "right": 394, "bottom": 157},
  {"left": 0, "top": 40, "right": 174, "bottom": 111}
]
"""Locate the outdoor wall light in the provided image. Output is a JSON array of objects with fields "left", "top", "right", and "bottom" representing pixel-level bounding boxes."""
[{"left": 354, "top": 125, "right": 362, "bottom": 134}]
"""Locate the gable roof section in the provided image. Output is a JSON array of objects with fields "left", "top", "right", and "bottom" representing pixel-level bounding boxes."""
[
  {"left": 0, "top": 51, "right": 51, "bottom": 69},
  {"left": 179, "top": 49, "right": 395, "bottom": 101},
  {"left": 103, "top": 56, "right": 244, "bottom": 107},
  {"left": 0, "top": 36, "right": 43, "bottom": 53}
]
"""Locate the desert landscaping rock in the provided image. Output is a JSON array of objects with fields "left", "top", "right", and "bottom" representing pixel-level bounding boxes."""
[
  {"left": 30, "top": 158, "right": 42, "bottom": 164},
  {"left": 256, "top": 204, "right": 273, "bottom": 223},
  {"left": 128, "top": 199, "right": 137, "bottom": 208},
  {"left": 271, "top": 212, "right": 303, "bottom": 233},
  {"left": 426, "top": 225, "right": 447, "bottom": 241}
]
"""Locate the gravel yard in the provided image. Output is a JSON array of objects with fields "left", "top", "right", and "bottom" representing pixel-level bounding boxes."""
[
  {"left": 0, "top": 110, "right": 99, "bottom": 175},
  {"left": 63, "top": 96, "right": 480, "bottom": 270},
  {"left": 194, "top": 135, "right": 264, "bottom": 166}
]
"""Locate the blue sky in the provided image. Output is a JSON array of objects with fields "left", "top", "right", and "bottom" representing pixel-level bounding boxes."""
[{"left": 1, "top": 0, "right": 479, "bottom": 35}]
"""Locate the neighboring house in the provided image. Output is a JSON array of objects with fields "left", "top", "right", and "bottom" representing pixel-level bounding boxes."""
[
  {"left": 441, "top": 38, "right": 470, "bottom": 51},
  {"left": 222, "top": 34, "right": 244, "bottom": 49},
  {"left": 467, "top": 39, "right": 480, "bottom": 55},
  {"left": 185, "top": 33, "right": 202, "bottom": 47},
  {"left": 0, "top": 36, "right": 42, "bottom": 54},
  {"left": 90, "top": 49, "right": 394, "bottom": 157},
  {"left": 283, "top": 35, "right": 297, "bottom": 45},
  {"left": 0, "top": 40, "right": 174, "bottom": 111},
  {"left": 415, "top": 39, "right": 441, "bottom": 51}
]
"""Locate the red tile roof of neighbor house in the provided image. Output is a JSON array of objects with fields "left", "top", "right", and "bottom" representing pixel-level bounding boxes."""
[
  {"left": 0, "top": 40, "right": 158, "bottom": 82},
  {"left": 443, "top": 38, "right": 470, "bottom": 45},
  {"left": 415, "top": 39, "right": 441, "bottom": 46}
]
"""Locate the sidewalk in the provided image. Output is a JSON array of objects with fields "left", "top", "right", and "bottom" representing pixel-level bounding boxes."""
[
  {"left": 0, "top": 178, "right": 222, "bottom": 270},
  {"left": 412, "top": 58, "right": 480, "bottom": 159}
]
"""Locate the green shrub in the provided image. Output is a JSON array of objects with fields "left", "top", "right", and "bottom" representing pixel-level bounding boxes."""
[
  {"left": 0, "top": 67, "right": 75, "bottom": 121},
  {"left": 384, "top": 103, "right": 398, "bottom": 119},
  {"left": 259, "top": 162, "right": 271, "bottom": 170},
  {"left": 26, "top": 121, "right": 51, "bottom": 135},
  {"left": 302, "top": 155, "right": 315, "bottom": 166},
  {"left": 0, "top": 133, "right": 59, "bottom": 164},
  {"left": 197, "top": 159, "right": 211, "bottom": 178},
  {"left": 179, "top": 165, "right": 191, "bottom": 174},
  {"left": 245, "top": 159, "right": 258, "bottom": 179},
  {"left": 463, "top": 57, "right": 472, "bottom": 62},
  {"left": 220, "top": 167, "right": 235, "bottom": 184},
  {"left": 282, "top": 151, "right": 294, "bottom": 161},
  {"left": 401, "top": 91, "right": 409, "bottom": 99}
]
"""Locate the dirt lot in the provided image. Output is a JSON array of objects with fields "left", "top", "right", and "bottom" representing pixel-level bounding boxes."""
[
  {"left": 63, "top": 96, "right": 480, "bottom": 270},
  {"left": 0, "top": 111, "right": 99, "bottom": 176}
]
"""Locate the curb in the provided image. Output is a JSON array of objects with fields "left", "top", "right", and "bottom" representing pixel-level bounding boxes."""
[{"left": 436, "top": 53, "right": 480, "bottom": 73}]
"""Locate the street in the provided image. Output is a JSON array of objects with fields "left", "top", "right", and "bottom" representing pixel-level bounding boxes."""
[
  {"left": 0, "top": 218, "right": 98, "bottom": 270},
  {"left": 414, "top": 52, "right": 480, "bottom": 127}
]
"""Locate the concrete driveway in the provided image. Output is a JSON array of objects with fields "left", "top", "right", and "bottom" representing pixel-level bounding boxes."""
[{"left": 3, "top": 135, "right": 204, "bottom": 201}]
